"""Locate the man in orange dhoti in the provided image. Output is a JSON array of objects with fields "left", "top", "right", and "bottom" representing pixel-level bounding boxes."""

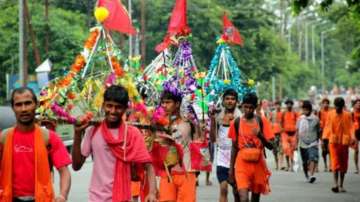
[
  {"left": 157, "top": 90, "right": 198, "bottom": 202},
  {"left": 318, "top": 98, "right": 331, "bottom": 171},
  {"left": 351, "top": 98, "right": 360, "bottom": 174},
  {"left": 228, "top": 93, "right": 274, "bottom": 202},
  {"left": 325, "top": 97, "right": 356, "bottom": 193},
  {"left": 281, "top": 99, "right": 298, "bottom": 171}
]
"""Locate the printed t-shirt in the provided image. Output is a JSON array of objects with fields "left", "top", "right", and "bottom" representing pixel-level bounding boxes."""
[
  {"left": 216, "top": 125, "right": 232, "bottom": 168},
  {"left": 9, "top": 128, "right": 72, "bottom": 197}
]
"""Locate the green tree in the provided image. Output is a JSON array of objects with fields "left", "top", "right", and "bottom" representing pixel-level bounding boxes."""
[{"left": 0, "top": 2, "right": 88, "bottom": 102}]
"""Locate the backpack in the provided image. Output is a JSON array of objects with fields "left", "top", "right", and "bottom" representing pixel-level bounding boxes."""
[{"left": 234, "top": 116, "right": 273, "bottom": 152}]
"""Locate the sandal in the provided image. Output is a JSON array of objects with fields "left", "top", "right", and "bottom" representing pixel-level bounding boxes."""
[
  {"left": 331, "top": 187, "right": 339, "bottom": 193},
  {"left": 339, "top": 187, "right": 347, "bottom": 193}
]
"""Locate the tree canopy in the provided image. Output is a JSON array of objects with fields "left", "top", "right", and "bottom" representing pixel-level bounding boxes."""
[{"left": 0, "top": 0, "right": 358, "bottom": 103}]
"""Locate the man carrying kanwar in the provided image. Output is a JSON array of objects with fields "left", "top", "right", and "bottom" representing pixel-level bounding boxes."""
[
  {"left": 72, "top": 85, "right": 157, "bottom": 202},
  {"left": 0, "top": 87, "right": 72, "bottom": 202},
  {"left": 324, "top": 97, "right": 356, "bottom": 193},
  {"left": 228, "top": 93, "right": 274, "bottom": 202},
  {"left": 156, "top": 89, "right": 199, "bottom": 202}
]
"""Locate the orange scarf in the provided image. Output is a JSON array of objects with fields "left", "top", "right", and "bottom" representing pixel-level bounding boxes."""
[{"left": 0, "top": 125, "right": 54, "bottom": 202}]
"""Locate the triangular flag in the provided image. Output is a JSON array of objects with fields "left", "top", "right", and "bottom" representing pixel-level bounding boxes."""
[
  {"left": 222, "top": 14, "right": 244, "bottom": 46},
  {"left": 167, "top": 0, "right": 190, "bottom": 35},
  {"left": 98, "top": 0, "right": 136, "bottom": 35}
]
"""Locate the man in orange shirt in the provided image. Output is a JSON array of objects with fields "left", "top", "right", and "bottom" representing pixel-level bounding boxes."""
[
  {"left": 281, "top": 99, "right": 298, "bottom": 171},
  {"left": 228, "top": 93, "right": 274, "bottom": 202},
  {"left": 351, "top": 98, "right": 360, "bottom": 174},
  {"left": 270, "top": 101, "right": 283, "bottom": 170},
  {"left": 325, "top": 97, "right": 356, "bottom": 193},
  {"left": 318, "top": 98, "right": 331, "bottom": 171}
]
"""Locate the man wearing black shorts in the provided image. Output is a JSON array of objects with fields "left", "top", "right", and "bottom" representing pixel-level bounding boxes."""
[{"left": 210, "top": 89, "right": 241, "bottom": 202}]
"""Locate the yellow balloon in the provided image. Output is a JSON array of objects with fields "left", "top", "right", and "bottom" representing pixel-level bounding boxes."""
[
  {"left": 224, "top": 79, "right": 231, "bottom": 84},
  {"left": 94, "top": 7, "right": 109, "bottom": 23},
  {"left": 248, "top": 79, "right": 255, "bottom": 86}
]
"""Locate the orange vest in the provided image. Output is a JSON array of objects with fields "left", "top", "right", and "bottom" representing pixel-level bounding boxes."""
[
  {"left": 282, "top": 111, "right": 298, "bottom": 132},
  {"left": 319, "top": 109, "right": 330, "bottom": 129},
  {"left": 271, "top": 111, "right": 282, "bottom": 134}
]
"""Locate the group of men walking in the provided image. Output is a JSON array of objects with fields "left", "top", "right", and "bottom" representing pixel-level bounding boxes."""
[{"left": 0, "top": 85, "right": 358, "bottom": 202}]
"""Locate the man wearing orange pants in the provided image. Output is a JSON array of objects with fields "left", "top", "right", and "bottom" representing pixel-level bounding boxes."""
[
  {"left": 325, "top": 97, "right": 356, "bottom": 193},
  {"left": 281, "top": 99, "right": 299, "bottom": 171},
  {"left": 228, "top": 93, "right": 274, "bottom": 202},
  {"left": 158, "top": 90, "right": 198, "bottom": 202}
]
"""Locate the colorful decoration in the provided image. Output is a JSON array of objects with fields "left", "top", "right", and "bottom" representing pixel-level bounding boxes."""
[
  {"left": 205, "top": 40, "right": 255, "bottom": 106},
  {"left": 38, "top": 24, "right": 146, "bottom": 124}
]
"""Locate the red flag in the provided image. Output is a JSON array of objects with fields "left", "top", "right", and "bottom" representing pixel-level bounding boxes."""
[
  {"left": 222, "top": 14, "right": 244, "bottom": 46},
  {"left": 155, "top": 35, "right": 172, "bottom": 53},
  {"left": 167, "top": 0, "right": 190, "bottom": 35},
  {"left": 98, "top": 0, "right": 136, "bottom": 35}
]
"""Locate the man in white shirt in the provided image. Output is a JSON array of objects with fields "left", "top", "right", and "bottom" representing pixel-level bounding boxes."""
[{"left": 210, "top": 89, "right": 241, "bottom": 202}]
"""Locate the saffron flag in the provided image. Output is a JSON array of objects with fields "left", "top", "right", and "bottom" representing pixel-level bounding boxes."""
[
  {"left": 98, "top": 0, "right": 136, "bottom": 35},
  {"left": 167, "top": 0, "right": 189, "bottom": 35},
  {"left": 222, "top": 14, "right": 244, "bottom": 46}
]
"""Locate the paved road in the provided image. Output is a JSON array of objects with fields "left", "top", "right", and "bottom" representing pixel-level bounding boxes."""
[{"left": 55, "top": 151, "right": 360, "bottom": 202}]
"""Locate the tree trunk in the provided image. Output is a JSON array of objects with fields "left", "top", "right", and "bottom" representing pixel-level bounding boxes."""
[
  {"left": 140, "top": 0, "right": 146, "bottom": 63},
  {"left": 24, "top": 0, "right": 41, "bottom": 66}
]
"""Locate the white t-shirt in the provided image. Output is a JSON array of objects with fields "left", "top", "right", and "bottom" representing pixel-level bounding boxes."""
[{"left": 216, "top": 124, "right": 232, "bottom": 168}]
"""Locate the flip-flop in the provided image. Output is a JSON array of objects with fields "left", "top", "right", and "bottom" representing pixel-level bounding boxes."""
[
  {"left": 339, "top": 187, "right": 347, "bottom": 193},
  {"left": 331, "top": 187, "right": 339, "bottom": 193},
  {"left": 206, "top": 181, "right": 213, "bottom": 186}
]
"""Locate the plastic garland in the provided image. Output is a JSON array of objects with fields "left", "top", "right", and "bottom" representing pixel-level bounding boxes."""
[{"left": 205, "top": 40, "right": 255, "bottom": 105}]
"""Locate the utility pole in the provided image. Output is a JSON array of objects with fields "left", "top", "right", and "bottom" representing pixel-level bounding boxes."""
[
  {"left": 45, "top": 0, "right": 49, "bottom": 55},
  {"left": 305, "top": 22, "right": 309, "bottom": 65},
  {"left": 140, "top": 0, "right": 146, "bottom": 62},
  {"left": 128, "top": 0, "right": 133, "bottom": 57},
  {"left": 320, "top": 28, "right": 336, "bottom": 93},
  {"left": 24, "top": 0, "right": 41, "bottom": 66},
  {"left": 19, "top": 0, "right": 25, "bottom": 87}
]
